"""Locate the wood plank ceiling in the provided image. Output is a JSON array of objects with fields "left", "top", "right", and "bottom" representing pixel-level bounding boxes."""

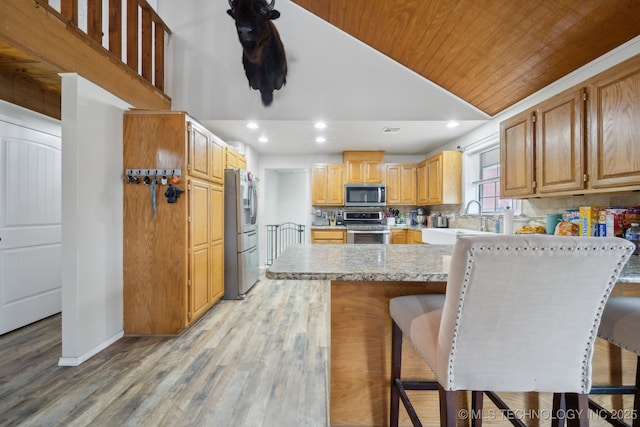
[{"left": 291, "top": 0, "right": 640, "bottom": 116}]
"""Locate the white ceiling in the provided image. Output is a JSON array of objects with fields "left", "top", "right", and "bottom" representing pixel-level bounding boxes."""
[{"left": 159, "top": 0, "right": 490, "bottom": 156}]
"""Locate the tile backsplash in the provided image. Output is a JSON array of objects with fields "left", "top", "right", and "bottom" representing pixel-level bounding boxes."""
[{"left": 426, "top": 192, "right": 640, "bottom": 232}]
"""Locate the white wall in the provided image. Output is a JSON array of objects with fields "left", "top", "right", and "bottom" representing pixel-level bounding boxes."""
[{"left": 59, "top": 74, "right": 131, "bottom": 366}]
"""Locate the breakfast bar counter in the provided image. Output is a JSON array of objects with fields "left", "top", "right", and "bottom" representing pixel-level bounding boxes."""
[
  {"left": 266, "top": 243, "right": 640, "bottom": 283},
  {"left": 266, "top": 243, "right": 640, "bottom": 427}
]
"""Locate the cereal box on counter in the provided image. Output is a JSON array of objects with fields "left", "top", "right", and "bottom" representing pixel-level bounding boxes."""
[
  {"left": 603, "top": 208, "right": 628, "bottom": 237},
  {"left": 577, "top": 206, "right": 640, "bottom": 237},
  {"left": 579, "top": 206, "right": 602, "bottom": 237}
]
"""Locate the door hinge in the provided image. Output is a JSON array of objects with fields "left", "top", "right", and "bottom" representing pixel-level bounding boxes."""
[
  {"left": 583, "top": 174, "right": 589, "bottom": 182},
  {"left": 188, "top": 279, "right": 191, "bottom": 287},
  {"left": 188, "top": 216, "right": 191, "bottom": 222},
  {"left": 532, "top": 180, "right": 537, "bottom": 189},
  {"left": 188, "top": 311, "right": 192, "bottom": 320},
  {"left": 532, "top": 112, "right": 536, "bottom": 123},
  {"left": 583, "top": 92, "right": 588, "bottom": 102},
  {"left": 187, "top": 164, "right": 191, "bottom": 171}
]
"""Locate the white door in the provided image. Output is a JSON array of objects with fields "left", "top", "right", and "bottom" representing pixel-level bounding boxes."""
[{"left": 0, "top": 118, "right": 62, "bottom": 335}]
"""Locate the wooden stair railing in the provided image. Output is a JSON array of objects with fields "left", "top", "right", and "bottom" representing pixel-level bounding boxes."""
[{"left": 37, "top": 0, "right": 171, "bottom": 93}]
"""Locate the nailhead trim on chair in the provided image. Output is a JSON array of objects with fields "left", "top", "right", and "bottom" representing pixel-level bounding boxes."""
[{"left": 445, "top": 241, "right": 631, "bottom": 393}]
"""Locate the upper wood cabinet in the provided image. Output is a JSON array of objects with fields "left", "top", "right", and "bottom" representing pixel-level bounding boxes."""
[
  {"left": 417, "top": 151, "right": 461, "bottom": 205},
  {"left": 588, "top": 55, "right": 640, "bottom": 190},
  {"left": 385, "top": 163, "right": 417, "bottom": 205},
  {"left": 500, "top": 110, "right": 535, "bottom": 197},
  {"left": 501, "top": 88, "right": 587, "bottom": 198},
  {"left": 188, "top": 121, "right": 225, "bottom": 185},
  {"left": 224, "top": 145, "right": 247, "bottom": 170},
  {"left": 312, "top": 163, "right": 344, "bottom": 206},
  {"left": 501, "top": 54, "right": 640, "bottom": 198},
  {"left": 343, "top": 151, "right": 384, "bottom": 183}
]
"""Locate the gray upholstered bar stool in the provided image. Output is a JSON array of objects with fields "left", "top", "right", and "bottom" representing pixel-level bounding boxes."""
[
  {"left": 389, "top": 235, "right": 634, "bottom": 427},
  {"left": 590, "top": 296, "right": 640, "bottom": 427}
]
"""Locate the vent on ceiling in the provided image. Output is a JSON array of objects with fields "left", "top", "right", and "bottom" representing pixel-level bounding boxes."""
[{"left": 381, "top": 127, "right": 400, "bottom": 134}]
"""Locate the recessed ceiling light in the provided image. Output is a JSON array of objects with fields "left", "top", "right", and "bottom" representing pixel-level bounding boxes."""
[
  {"left": 315, "top": 136, "right": 326, "bottom": 143},
  {"left": 246, "top": 122, "right": 259, "bottom": 129},
  {"left": 314, "top": 122, "right": 327, "bottom": 129},
  {"left": 258, "top": 136, "right": 268, "bottom": 143},
  {"left": 446, "top": 121, "right": 460, "bottom": 128}
]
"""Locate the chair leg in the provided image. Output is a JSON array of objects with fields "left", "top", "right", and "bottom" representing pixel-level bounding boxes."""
[
  {"left": 472, "top": 391, "right": 483, "bottom": 427},
  {"left": 390, "top": 321, "right": 403, "bottom": 427},
  {"left": 634, "top": 355, "right": 640, "bottom": 427},
  {"left": 565, "top": 393, "right": 589, "bottom": 427},
  {"left": 552, "top": 393, "right": 566, "bottom": 427},
  {"left": 439, "top": 386, "right": 457, "bottom": 427}
]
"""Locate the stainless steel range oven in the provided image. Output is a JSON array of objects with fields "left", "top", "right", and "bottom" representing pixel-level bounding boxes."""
[{"left": 344, "top": 211, "right": 390, "bottom": 244}]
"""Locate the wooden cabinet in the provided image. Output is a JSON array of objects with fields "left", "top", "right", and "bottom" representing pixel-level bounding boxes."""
[
  {"left": 385, "top": 163, "right": 416, "bottom": 205},
  {"left": 390, "top": 229, "right": 407, "bottom": 244},
  {"left": 123, "top": 111, "right": 224, "bottom": 335},
  {"left": 501, "top": 55, "right": 640, "bottom": 198},
  {"left": 224, "top": 145, "right": 247, "bottom": 170},
  {"left": 417, "top": 151, "right": 461, "bottom": 205},
  {"left": 588, "top": 55, "right": 640, "bottom": 190},
  {"left": 500, "top": 110, "right": 536, "bottom": 197},
  {"left": 501, "top": 88, "right": 586, "bottom": 198},
  {"left": 189, "top": 122, "right": 225, "bottom": 184},
  {"left": 408, "top": 229, "right": 423, "bottom": 244},
  {"left": 343, "top": 151, "right": 384, "bottom": 183},
  {"left": 312, "top": 163, "right": 344, "bottom": 206},
  {"left": 311, "top": 229, "right": 346, "bottom": 243}
]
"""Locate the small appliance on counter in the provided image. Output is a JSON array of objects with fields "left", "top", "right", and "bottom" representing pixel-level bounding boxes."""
[
  {"left": 416, "top": 208, "right": 427, "bottom": 226},
  {"left": 434, "top": 214, "right": 449, "bottom": 228}
]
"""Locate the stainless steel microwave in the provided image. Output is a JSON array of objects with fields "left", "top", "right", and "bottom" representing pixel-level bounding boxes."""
[{"left": 344, "top": 184, "right": 386, "bottom": 207}]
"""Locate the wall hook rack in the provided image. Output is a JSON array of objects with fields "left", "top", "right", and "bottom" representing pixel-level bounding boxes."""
[{"left": 124, "top": 169, "right": 182, "bottom": 184}]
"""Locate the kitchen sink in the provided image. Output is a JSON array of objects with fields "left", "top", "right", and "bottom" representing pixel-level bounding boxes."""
[{"left": 422, "top": 228, "right": 497, "bottom": 245}]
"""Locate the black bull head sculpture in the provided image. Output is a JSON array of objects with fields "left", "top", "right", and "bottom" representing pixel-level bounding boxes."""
[{"left": 227, "top": 0, "right": 288, "bottom": 106}]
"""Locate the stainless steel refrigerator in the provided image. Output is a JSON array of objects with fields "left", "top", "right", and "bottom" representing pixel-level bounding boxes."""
[{"left": 224, "top": 168, "right": 259, "bottom": 299}]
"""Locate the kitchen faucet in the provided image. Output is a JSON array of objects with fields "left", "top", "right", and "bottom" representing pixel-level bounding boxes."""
[{"left": 465, "top": 200, "right": 484, "bottom": 231}]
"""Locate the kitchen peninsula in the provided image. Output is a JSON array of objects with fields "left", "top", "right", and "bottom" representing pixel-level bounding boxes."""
[{"left": 266, "top": 243, "right": 640, "bottom": 427}]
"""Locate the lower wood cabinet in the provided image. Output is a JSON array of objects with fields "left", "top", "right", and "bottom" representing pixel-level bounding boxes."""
[
  {"left": 408, "top": 229, "right": 423, "bottom": 244},
  {"left": 391, "top": 229, "right": 422, "bottom": 244},
  {"left": 390, "top": 229, "right": 407, "bottom": 244},
  {"left": 311, "top": 229, "right": 346, "bottom": 243}
]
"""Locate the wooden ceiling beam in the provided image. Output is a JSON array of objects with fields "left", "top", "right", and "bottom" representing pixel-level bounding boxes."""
[{"left": 0, "top": 68, "right": 61, "bottom": 119}]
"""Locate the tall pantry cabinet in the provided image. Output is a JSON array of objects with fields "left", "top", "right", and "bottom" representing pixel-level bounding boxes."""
[{"left": 123, "top": 111, "right": 225, "bottom": 335}]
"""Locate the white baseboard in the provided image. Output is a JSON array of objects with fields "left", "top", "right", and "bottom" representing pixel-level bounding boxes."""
[{"left": 58, "top": 330, "right": 124, "bottom": 366}]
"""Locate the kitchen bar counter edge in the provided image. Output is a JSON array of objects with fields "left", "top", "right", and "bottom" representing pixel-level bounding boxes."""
[{"left": 266, "top": 243, "right": 640, "bottom": 283}]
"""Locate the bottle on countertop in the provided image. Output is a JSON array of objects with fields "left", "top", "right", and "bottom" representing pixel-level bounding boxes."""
[
  {"left": 503, "top": 206, "right": 514, "bottom": 235},
  {"left": 625, "top": 223, "right": 640, "bottom": 255}
]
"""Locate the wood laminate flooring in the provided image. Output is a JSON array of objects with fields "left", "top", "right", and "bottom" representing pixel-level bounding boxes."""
[{"left": 0, "top": 278, "right": 329, "bottom": 427}]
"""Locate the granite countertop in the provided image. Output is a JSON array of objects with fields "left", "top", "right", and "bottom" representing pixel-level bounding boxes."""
[
  {"left": 266, "top": 243, "right": 640, "bottom": 283},
  {"left": 266, "top": 244, "right": 453, "bottom": 282}
]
